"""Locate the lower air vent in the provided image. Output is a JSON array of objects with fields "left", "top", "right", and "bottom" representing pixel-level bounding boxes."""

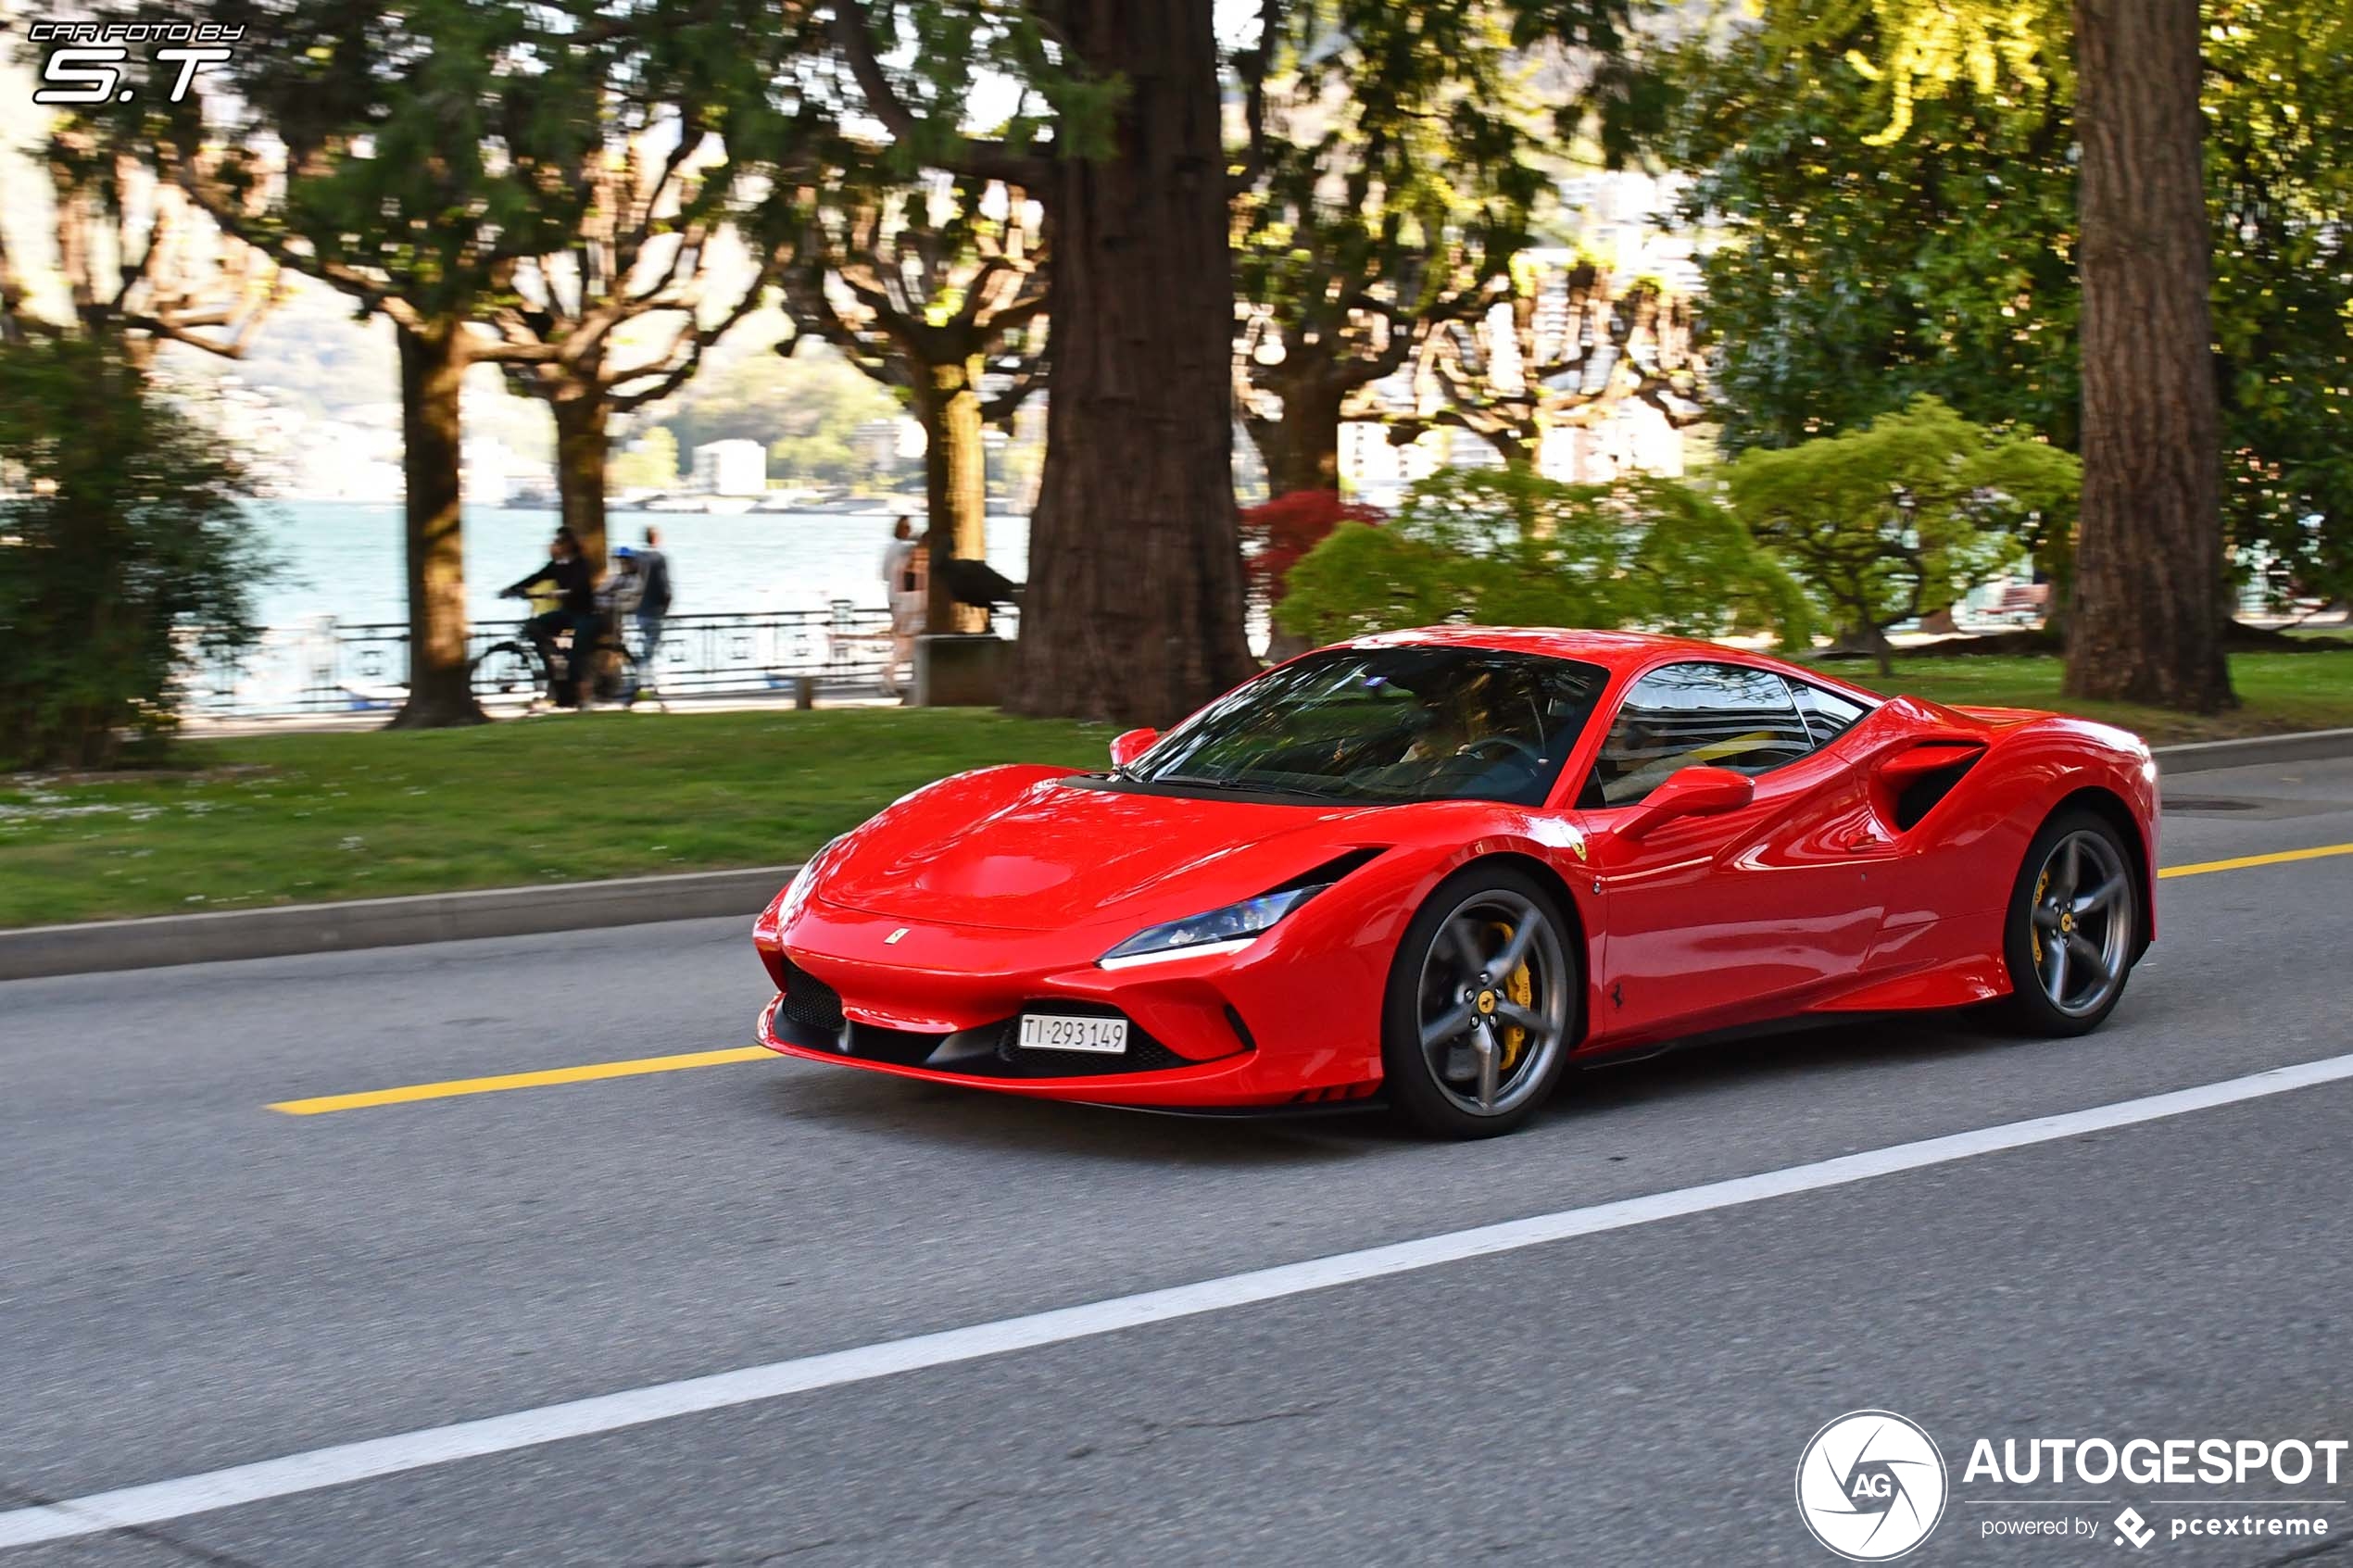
[{"left": 779, "top": 959, "right": 846, "bottom": 1035}]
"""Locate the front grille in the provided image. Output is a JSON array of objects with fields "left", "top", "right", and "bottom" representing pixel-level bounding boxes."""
[
  {"left": 768, "top": 981, "right": 1220, "bottom": 1079},
  {"left": 779, "top": 959, "right": 845, "bottom": 1035}
]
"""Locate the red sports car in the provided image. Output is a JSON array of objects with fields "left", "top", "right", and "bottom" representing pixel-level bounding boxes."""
[{"left": 752, "top": 629, "right": 2158, "bottom": 1136}]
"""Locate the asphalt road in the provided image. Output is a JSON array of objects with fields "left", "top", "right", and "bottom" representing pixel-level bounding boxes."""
[{"left": 4, "top": 754, "right": 2351, "bottom": 1566}]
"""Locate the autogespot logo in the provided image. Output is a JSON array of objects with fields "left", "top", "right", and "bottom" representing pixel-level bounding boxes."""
[{"left": 1796, "top": 1411, "right": 1950, "bottom": 1561}]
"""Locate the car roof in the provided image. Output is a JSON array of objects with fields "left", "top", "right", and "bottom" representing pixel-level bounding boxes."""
[
  {"left": 1326, "top": 626, "right": 1889, "bottom": 708},
  {"left": 1334, "top": 625, "right": 1776, "bottom": 674}
]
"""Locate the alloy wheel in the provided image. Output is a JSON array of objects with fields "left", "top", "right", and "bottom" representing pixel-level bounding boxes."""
[
  {"left": 1415, "top": 889, "right": 1570, "bottom": 1117},
  {"left": 2028, "top": 829, "right": 2133, "bottom": 1018}
]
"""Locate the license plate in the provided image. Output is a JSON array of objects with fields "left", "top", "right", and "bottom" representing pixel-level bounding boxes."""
[{"left": 1017, "top": 1012, "right": 1128, "bottom": 1055}]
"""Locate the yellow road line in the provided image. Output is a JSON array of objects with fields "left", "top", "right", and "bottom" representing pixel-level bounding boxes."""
[
  {"left": 269, "top": 839, "right": 2353, "bottom": 1117},
  {"left": 269, "top": 1046, "right": 773, "bottom": 1116},
  {"left": 2159, "top": 841, "right": 2353, "bottom": 880}
]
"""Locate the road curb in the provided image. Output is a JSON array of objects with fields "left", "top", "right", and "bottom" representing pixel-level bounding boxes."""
[
  {"left": 2146, "top": 726, "right": 2353, "bottom": 775},
  {"left": 7, "top": 726, "right": 2353, "bottom": 983},
  {"left": 0, "top": 865, "right": 798, "bottom": 984}
]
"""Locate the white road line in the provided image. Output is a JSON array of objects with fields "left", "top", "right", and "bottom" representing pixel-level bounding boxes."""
[{"left": 7, "top": 1052, "right": 2353, "bottom": 1550}]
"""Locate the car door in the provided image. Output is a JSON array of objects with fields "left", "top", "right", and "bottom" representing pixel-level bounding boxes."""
[{"left": 1579, "top": 661, "right": 1890, "bottom": 1044}]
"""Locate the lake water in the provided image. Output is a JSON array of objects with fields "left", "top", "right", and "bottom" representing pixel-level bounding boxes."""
[{"left": 247, "top": 499, "right": 1034, "bottom": 630}]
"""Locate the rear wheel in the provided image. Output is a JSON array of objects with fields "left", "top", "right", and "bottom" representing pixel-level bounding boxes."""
[
  {"left": 1381, "top": 864, "right": 1578, "bottom": 1138},
  {"left": 1998, "top": 809, "right": 2140, "bottom": 1035}
]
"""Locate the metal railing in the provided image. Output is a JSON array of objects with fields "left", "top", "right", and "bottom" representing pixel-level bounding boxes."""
[{"left": 183, "top": 603, "right": 947, "bottom": 716}]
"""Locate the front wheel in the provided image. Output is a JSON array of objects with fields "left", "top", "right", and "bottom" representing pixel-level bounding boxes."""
[
  {"left": 1998, "top": 809, "right": 2141, "bottom": 1035},
  {"left": 1381, "top": 864, "right": 1578, "bottom": 1138},
  {"left": 470, "top": 640, "right": 546, "bottom": 702}
]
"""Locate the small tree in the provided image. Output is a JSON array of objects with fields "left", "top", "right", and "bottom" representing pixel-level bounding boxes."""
[
  {"left": 1725, "top": 396, "right": 2080, "bottom": 673},
  {"left": 0, "top": 336, "right": 270, "bottom": 768},
  {"left": 1229, "top": 3, "right": 1533, "bottom": 497},
  {"left": 1276, "top": 466, "right": 1809, "bottom": 647},
  {"left": 777, "top": 177, "right": 1048, "bottom": 632},
  {"left": 1396, "top": 257, "right": 1705, "bottom": 467},
  {"left": 1238, "top": 490, "right": 1387, "bottom": 659},
  {"left": 488, "top": 149, "right": 777, "bottom": 575}
]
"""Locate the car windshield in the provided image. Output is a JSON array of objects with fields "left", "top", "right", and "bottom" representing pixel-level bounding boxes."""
[{"left": 1126, "top": 646, "right": 1609, "bottom": 806}]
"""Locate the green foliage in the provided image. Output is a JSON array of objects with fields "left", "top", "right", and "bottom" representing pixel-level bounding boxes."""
[
  {"left": 1766, "top": 0, "right": 2065, "bottom": 147},
  {"left": 0, "top": 338, "right": 272, "bottom": 768},
  {"left": 648, "top": 342, "right": 900, "bottom": 487},
  {"left": 1722, "top": 396, "right": 2076, "bottom": 650},
  {"left": 1680, "top": 0, "right": 2353, "bottom": 605},
  {"left": 1669, "top": 25, "right": 2078, "bottom": 453},
  {"left": 1275, "top": 466, "right": 1810, "bottom": 647},
  {"left": 1231, "top": 0, "right": 1669, "bottom": 477},
  {"left": 610, "top": 428, "right": 680, "bottom": 489}
]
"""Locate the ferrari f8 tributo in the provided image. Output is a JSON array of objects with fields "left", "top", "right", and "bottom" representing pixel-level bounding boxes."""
[{"left": 753, "top": 629, "right": 2157, "bottom": 1136}]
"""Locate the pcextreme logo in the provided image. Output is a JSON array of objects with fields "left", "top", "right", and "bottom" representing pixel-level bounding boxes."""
[{"left": 1796, "top": 1410, "right": 1950, "bottom": 1561}]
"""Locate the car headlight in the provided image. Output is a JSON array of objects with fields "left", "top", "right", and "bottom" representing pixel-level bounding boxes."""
[{"left": 1098, "top": 884, "right": 1325, "bottom": 970}]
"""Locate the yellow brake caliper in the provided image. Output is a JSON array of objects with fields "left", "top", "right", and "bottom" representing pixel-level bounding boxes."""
[
  {"left": 1490, "top": 922, "right": 1536, "bottom": 1072},
  {"left": 2031, "top": 870, "right": 2047, "bottom": 965}
]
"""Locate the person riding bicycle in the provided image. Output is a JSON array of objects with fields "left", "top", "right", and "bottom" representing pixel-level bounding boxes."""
[{"left": 500, "top": 527, "right": 600, "bottom": 707}]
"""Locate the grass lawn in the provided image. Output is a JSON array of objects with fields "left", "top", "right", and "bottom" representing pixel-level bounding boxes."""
[
  {"left": 3, "top": 650, "right": 2347, "bottom": 929},
  {"left": 0, "top": 709, "right": 1108, "bottom": 928},
  {"left": 1846, "top": 650, "right": 2353, "bottom": 746}
]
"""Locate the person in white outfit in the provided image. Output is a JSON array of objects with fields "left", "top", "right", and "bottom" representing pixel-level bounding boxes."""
[{"left": 881, "top": 516, "right": 925, "bottom": 697}]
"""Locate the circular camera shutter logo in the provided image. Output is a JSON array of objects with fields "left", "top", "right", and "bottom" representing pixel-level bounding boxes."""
[{"left": 1795, "top": 1410, "right": 1948, "bottom": 1561}]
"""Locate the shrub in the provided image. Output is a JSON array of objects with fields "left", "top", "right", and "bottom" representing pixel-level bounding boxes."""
[
  {"left": 1238, "top": 489, "right": 1387, "bottom": 608},
  {"left": 1273, "top": 466, "right": 1812, "bottom": 648},
  {"left": 0, "top": 338, "right": 271, "bottom": 768},
  {"left": 1723, "top": 396, "right": 2079, "bottom": 671}
]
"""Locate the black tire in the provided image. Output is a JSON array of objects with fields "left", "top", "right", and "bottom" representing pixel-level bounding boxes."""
[
  {"left": 1380, "top": 862, "right": 1579, "bottom": 1138},
  {"left": 1997, "top": 807, "right": 2141, "bottom": 1036},
  {"left": 469, "top": 639, "right": 546, "bottom": 698}
]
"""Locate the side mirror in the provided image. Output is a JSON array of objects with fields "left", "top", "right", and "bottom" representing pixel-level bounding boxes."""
[
  {"left": 1109, "top": 727, "right": 1161, "bottom": 771},
  {"left": 1620, "top": 765, "right": 1755, "bottom": 840}
]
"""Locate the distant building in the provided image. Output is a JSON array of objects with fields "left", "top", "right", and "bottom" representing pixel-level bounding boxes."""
[{"left": 692, "top": 439, "right": 767, "bottom": 496}]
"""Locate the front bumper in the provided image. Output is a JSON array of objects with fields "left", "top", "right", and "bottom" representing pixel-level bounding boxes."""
[
  {"left": 750, "top": 895, "right": 1392, "bottom": 1109},
  {"left": 754, "top": 993, "right": 1338, "bottom": 1108}
]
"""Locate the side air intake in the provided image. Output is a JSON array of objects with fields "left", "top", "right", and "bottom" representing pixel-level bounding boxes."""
[{"left": 1888, "top": 745, "right": 1987, "bottom": 831}]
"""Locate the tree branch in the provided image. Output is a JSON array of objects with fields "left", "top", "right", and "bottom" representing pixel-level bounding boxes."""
[{"left": 830, "top": 0, "right": 1051, "bottom": 189}]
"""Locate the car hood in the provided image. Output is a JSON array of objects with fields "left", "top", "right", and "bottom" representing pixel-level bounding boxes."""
[{"left": 815, "top": 765, "right": 1390, "bottom": 932}]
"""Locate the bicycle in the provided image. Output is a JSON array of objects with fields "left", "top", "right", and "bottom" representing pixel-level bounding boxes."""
[{"left": 471, "top": 618, "right": 669, "bottom": 714}]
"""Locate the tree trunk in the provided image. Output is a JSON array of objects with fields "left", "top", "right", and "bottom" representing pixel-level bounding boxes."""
[
  {"left": 552, "top": 393, "right": 611, "bottom": 577},
  {"left": 387, "top": 320, "right": 486, "bottom": 728},
  {"left": 2062, "top": 0, "right": 2233, "bottom": 712},
  {"left": 1003, "top": 0, "right": 1254, "bottom": 724},
  {"left": 1262, "top": 371, "right": 1345, "bottom": 497},
  {"left": 921, "top": 362, "right": 989, "bottom": 634}
]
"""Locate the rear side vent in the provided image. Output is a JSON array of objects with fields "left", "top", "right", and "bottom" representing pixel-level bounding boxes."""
[{"left": 1893, "top": 749, "right": 1985, "bottom": 831}]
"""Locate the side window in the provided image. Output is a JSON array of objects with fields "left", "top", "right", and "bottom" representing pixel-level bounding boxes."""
[
  {"left": 1788, "top": 681, "right": 1870, "bottom": 746},
  {"left": 1584, "top": 662, "right": 1818, "bottom": 808}
]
